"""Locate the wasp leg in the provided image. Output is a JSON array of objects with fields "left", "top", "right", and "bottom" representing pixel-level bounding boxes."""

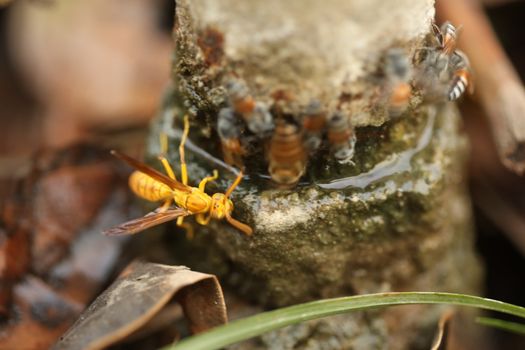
[
  {"left": 158, "top": 155, "right": 177, "bottom": 180},
  {"left": 177, "top": 216, "right": 194, "bottom": 239},
  {"left": 196, "top": 213, "right": 212, "bottom": 226},
  {"left": 160, "top": 131, "right": 169, "bottom": 154},
  {"left": 158, "top": 198, "right": 172, "bottom": 213},
  {"left": 179, "top": 115, "right": 190, "bottom": 185},
  {"left": 158, "top": 132, "right": 178, "bottom": 180},
  {"left": 198, "top": 170, "right": 219, "bottom": 191}
]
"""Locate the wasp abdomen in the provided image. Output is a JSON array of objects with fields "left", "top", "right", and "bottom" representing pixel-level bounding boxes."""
[{"left": 129, "top": 171, "right": 172, "bottom": 202}]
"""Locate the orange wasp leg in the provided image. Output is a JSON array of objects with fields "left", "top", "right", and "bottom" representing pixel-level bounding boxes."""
[
  {"left": 196, "top": 213, "right": 212, "bottom": 226},
  {"left": 178, "top": 221, "right": 195, "bottom": 239},
  {"left": 179, "top": 115, "right": 190, "bottom": 186},
  {"left": 176, "top": 115, "right": 193, "bottom": 236},
  {"left": 156, "top": 132, "right": 177, "bottom": 213},
  {"left": 198, "top": 170, "right": 219, "bottom": 191},
  {"left": 158, "top": 199, "right": 172, "bottom": 213},
  {"left": 158, "top": 155, "right": 176, "bottom": 181},
  {"left": 159, "top": 132, "right": 177, "bottom": 181}
]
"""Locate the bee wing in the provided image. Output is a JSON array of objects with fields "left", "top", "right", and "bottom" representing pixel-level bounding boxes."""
[
  {"left": 431, "top": 22, "right": 443, "bottom": 45},
  {"left": 111, "top": 150, "right": 191, "bottom": 193},
  {"left": 103, "top": 207, "right": 191, "bottom": 236}
]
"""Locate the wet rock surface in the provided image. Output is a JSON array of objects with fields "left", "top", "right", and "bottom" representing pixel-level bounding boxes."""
[
  {"left": 144, "top": 0, "right": 483, "bottom": 348},
  {"left": 147, "top": 100, "right": 482, "bottom": 349},
  {"left": 151, "top": 103, "right": 481, "bottom": 307}
]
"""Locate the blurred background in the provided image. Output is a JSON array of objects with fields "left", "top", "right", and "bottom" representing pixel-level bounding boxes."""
[
  {"left": 0, "top": 0, "right": 524, "bottom": 348},
  {"left": 0, "top": 0, "right": 175, "bottom": 169}
]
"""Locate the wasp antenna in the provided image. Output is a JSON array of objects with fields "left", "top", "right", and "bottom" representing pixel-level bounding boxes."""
[
  {"left": 226, "top": 213, "right": 253, "bottom": 235},
  {"left": 225, "top": 170, "right": 243, "bottom": 198}
]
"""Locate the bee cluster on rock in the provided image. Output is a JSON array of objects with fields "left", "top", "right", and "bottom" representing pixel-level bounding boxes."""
[{"left": 207, "top": 21, "right": 472, "bottom": 188}]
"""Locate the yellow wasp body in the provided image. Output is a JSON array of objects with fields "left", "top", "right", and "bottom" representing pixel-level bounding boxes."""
[
  {"left": 129, "top": 171, "right": 213, "bottom": 214},
  {"left": 104, "top": 116, "right": 252, "bottom": 237}
]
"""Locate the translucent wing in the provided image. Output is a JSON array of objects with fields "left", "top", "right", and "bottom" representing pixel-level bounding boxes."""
[
  {"left": 111, "top": 150, "right": 191, "bottom": 193},
  {"left": 103, "top": 207, "right": 190, "bottom": 236}
]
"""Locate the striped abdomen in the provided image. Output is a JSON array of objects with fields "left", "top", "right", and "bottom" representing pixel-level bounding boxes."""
[
  {"left": 448, "top": 69, "right": 470, "bottom": 101},
  {"left": 268, "top": 120, "right": 306, "bottom": 186},
  {"left": 303, "top": 101, "right": 326, "bottom": 152},
  {"left": 129, "top": 171, "right": 173, "bottom": 202},
  {"left": 440, "top": 22, "right": 457, "bottom": 55}
]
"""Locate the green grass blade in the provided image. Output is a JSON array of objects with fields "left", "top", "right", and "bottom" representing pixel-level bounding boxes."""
[
  {"left": 165, "top": 292, "right": 525, "bottom": 350},
  {"left": 476, "top": 316, "right": 525, "bottom": 335}
]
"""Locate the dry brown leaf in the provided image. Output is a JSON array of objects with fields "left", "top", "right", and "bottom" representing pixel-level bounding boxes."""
[
  {"left": 52, "top": 261, "right": 227, "bottom": 350},
  {"left": 0, "top": 276, "right": 83, "bottom": 350},
  {"left": 0, "top": 144, "right": 131, "bottom": 349},
  {"left": 430, "top": 310, "right": 454, "bottom": 350}
]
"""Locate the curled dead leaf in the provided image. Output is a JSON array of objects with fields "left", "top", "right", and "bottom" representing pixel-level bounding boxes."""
[{"left": 53, "top": 261, "right": 227, "bottom": 350}]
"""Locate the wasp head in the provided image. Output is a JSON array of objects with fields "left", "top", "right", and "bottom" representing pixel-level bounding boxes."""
[
  {"left": 210, "top": 193, "right": 233, "bottom": 219},
  {"left": 210, "top": 192, "right": 252, "bottom": 235}
]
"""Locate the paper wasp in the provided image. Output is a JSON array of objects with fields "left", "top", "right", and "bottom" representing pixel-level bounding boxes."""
[{"left": 103, "top": 115, "right": 253, "bottom": 237}]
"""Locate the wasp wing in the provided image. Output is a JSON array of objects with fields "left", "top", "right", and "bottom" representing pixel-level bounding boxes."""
[
  {"left": 103, "top": 207, "right": 191, "bottom": 236},
  {"left": 111, "top": 150, "right": 191, "bottom": 193}
]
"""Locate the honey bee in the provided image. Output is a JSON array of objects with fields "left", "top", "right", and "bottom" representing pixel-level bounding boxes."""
[
  {"left": 416, "top": 21, "right": 472, "bottom": 101},
  {"left": 383, "top": 48, "right": 413, "bottom": 117},
  {"left": 226, "top": 80, "right": 274, "bottom": 136},
  {"left": 267, "top": 119, "right": 307, "bottom": 187},
  {"left": 435, "top": 22, "right": 473, "bottom": 101},
  {"left": 426, "top": 21, "right": 458, "bottom": 74},
  {"left": 217, "top": 107, "right": 246, "bottom": 168},
  {"left": 302, "top": 100, "right": 326, "bottom": 152},
  {"left": 447, "top": 50, "right": 473, "bottom": 101},
  {"left": 438, "top": 21, "right": 458, "bottom": 57},
  {"left": 327, "top": 112, "right": 356, "bottom": 164},
  {"left": 104, "top": 115, "right": 252, "bottom": 237}
]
